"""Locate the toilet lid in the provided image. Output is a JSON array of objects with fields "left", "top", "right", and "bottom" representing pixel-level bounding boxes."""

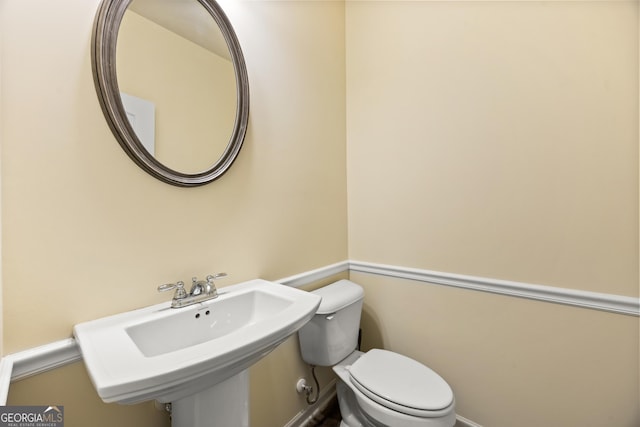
[{"left": 348, "top": 349, "right": 453, "bottom": 415}]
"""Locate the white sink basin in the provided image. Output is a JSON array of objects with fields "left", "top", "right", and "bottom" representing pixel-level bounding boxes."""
[{"left": 74, "top": 279, "right": 321, "bottom": 405}]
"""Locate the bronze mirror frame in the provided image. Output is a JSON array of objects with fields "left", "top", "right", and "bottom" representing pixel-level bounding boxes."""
[{"left": 92, "top": 0, "right": 249, "bottom": 187}]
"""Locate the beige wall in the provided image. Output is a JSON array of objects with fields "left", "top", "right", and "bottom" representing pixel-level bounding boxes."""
[
  {"left": 2, "top": 1, "right": 639, "bottom": 427},
  {"left": 346, "top": 1, "right": 639, "bottom": 426},
  {"left": 8, "top": 363, "right": 170, "bottom": 427},
  {"left": 347, "top": 0, "right": 638, "bottom": 296},
  {"left": 2, "top": 0, "right": 345, "bottom": 426}
]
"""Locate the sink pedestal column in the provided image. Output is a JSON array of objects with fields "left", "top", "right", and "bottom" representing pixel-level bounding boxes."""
[{"left": 170, "top": 370, "right": 249, "bottom": 427}]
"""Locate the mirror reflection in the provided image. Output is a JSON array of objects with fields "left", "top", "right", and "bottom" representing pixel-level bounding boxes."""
[{"left": 116, "top": 0, "right": 237, "bottom": 174}]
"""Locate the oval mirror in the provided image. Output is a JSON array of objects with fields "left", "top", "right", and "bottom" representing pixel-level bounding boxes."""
[{"left": 92, "top": 0, "right": 249, "bottom": 187}]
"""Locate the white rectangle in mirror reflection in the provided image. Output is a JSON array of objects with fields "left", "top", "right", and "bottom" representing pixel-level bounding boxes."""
[{"left": 120, "top": 92, "right": 156, "bottom": 155}]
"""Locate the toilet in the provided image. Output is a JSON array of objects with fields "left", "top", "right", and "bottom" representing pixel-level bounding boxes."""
[{"left": 298, "top": 280, "right": 456, "bottom": 427}]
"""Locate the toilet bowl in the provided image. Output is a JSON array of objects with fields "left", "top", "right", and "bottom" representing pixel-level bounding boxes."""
[
  {"left": 297, "top": 280, "right": 456, "bottom": 427},
  {"left": 335, "top": 350, "right": 456, "bottom": 427}
]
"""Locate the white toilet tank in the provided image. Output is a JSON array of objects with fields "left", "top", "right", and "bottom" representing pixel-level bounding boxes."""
[{"left": 298, "top": 280, "right": 364, "bottom": 366}]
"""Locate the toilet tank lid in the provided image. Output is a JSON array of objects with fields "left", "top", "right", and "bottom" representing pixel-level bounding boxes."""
[{"left": 312, "top": 280, "right": 364, "bottom": 314}]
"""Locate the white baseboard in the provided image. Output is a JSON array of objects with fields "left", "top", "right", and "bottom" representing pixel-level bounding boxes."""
[
  {"left": 456, "top": 414, "right": 484, "bottom": 427},
  {"left": 283, "top": 379, "right": 337, "bottom": 427}
]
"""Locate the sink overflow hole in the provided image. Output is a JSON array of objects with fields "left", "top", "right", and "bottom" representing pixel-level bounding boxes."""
[{"left": 194, "top": 310, "right": 212, "bottom": 319}]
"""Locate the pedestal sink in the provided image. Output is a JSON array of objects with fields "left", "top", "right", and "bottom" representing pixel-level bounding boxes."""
[{"left": 73, "top": 279, "right": 321, "bottom": 427}]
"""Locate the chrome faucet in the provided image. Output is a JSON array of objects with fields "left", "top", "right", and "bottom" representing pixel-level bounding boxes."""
[{"left": 158, "top": 273, "right": 227, "bottom": 308}]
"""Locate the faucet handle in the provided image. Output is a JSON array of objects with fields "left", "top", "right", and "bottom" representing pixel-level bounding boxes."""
[
  {"left": 157, "top": 281, "right": 187, "bottom": 299},
  {"left": 207, "top": 273, "right": 227, "bottom": 281},
  {"left": 204, "top": 273, "right": 227, "bottom": 295}
]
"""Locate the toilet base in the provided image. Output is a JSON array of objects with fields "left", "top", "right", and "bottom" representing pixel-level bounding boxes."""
[{"left": 336, "top": 380, "right": 369, "bottom": 427}]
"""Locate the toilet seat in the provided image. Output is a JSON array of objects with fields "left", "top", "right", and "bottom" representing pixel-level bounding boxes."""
[{"left": 348, "top": 349, "right": 454, "bottom": 418}]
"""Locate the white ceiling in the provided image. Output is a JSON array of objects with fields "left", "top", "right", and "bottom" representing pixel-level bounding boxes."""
[{"left": 128, "top": 0, "right": 231, "bottom": 60}]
